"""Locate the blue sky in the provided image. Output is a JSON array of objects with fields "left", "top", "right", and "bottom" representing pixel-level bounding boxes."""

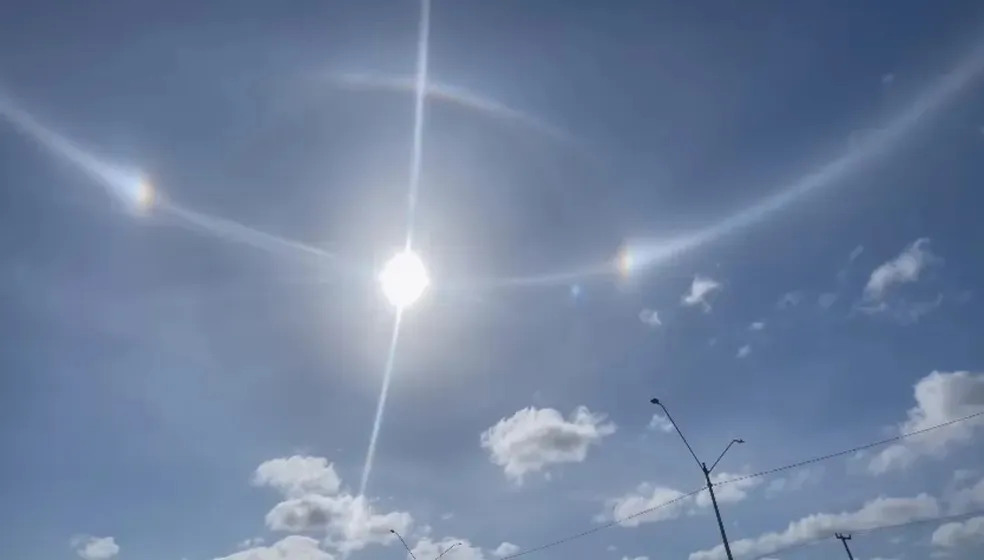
[{"left": 2, "top": 2, "right": 984, "bottom": 560}]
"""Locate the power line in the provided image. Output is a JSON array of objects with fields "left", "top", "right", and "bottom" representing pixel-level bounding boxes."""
[
  {"left": 499, "top": 490, "right": 703, "bottom": 560},
  {"left": 715, "top": 409, "right": 984, "bottom": 490},
  {"left": 498, "top": 410, "right": 984, "bottom": 560},
  {"left": 748, "top": 507, "right": 984, "bottom": 560}
]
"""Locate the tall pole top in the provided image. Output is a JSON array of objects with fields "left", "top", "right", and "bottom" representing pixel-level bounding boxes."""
[{"left": 649, "top": 397, "right": 744, "bottom": 474}]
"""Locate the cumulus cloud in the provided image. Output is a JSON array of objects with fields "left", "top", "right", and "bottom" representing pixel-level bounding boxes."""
[
  {"left": 492, "top": 542, "right": 520, "bottom": 558},
  {"left": 216, "top": 536, "right": 333, "bottom": 560},
  {"left": 648, "top": 413, "right": 674, "bottom": 433},
  {"left": 948, "top": 475, "right": 984, "bottom": 515},
  {"left": 480, "top": 406, "right": 616, "bottom": 484},
  {"left": 71, "top": 536, "right": 120, "bottom": 560},
  {"left": 736, "top": 345, "right": 751, "bottom": 359},
  {"left": 265, "top": 494, "right": 411, "bottom": 554},
  {"left": 253, "top": 456, "right": 342, "bottom": 497},
  {"left": 253, "top": 456, "right": 412, "bottom": 555},
  {"left": 863, "top": 238, "right": 940, "bottom": 301},
  {"left": 411, "top": 537, "right": 485, "bottom": 560},
  {"left": 638, "top": 309, "right": 662, "bottom": 327},
  {"left": 688, "top": 494, "right": 940, "bottom": 560},
  {"left": 932, "top": 516, "right": 984, "bottom": 550},
  {"left": 868, "top": 371, "right": 984, "bottom": 474},
  {"left": 681, "top": 276, "right": 722, "bottom": 312}
]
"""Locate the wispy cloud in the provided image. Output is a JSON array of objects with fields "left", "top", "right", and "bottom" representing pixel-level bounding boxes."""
[
  {"left": 638, "top": 309, "right": 662, "bottom": 327},
  {"left": 736, "top": 345, "right": 752, "bottom": 359},
  {"left": 749, "top": 321, "right": 766, "bottom": 331},
  {"left": 863, "top": 238, "right": 940, "bottom": 301},
  {"left": 777, "top": 290, "right": 804, "bottom": 310},
  {"left": 648, "top": 413, "right": 674, "bottom": 433},
  {"left": 818, "top": 293, "right": 839, "bottom": 309},
  {"left": 682, "top": 275, "right": 722, "bottom": 312},
  {"left": 603, "top": 474, "right": 759, "bottom": 529}
]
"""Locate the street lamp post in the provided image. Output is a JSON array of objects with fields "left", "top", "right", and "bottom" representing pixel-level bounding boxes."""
[
  {"left": 835, "top": 533, "right": 855, "bottom": 560},
  {"left": 650, "top": 398, "right": 744, "bottom": 560},
  {"left": 391, "top": 529, "right": 460, "bottom": 560}
]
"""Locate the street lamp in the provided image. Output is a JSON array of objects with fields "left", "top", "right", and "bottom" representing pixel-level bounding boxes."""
[
  {"left": 650, "top": 397, "right": 744, "bottom": 560},
  {"left": 391, "top": 529, "right": 460, "bottom": 560}
]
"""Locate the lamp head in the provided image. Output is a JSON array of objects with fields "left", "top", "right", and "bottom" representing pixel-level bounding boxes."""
[
  {"left": 649, "top": 397, "right": 661, "bottom": 405},
  {"left": 734, "top": 438, "right": 746, "bottom": 444}
]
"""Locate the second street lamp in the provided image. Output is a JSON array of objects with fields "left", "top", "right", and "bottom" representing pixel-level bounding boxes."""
[{"left": 650, "top": 397, "right": 743, "bottom": 560}]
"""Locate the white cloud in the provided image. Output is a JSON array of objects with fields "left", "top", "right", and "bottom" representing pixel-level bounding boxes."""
[
  {"left": 605, "top": 484, "right": 692, "bottom": 527},
  {"left": 648, "top": 413, "right": 674, "bottom": 433},
  {"left": 605, "top": 475, "right": 758, "bottom": 529},
  {"left": 638, "top": 309, "right": 662, "bottom": 327},
  {"left": 736, "top": 345, "right": 751, "bottom": 359},
  {"left": 749, "top": 321, "right": 765, "bottom": 331},
  {"left": 863, "top": 238, "right": 940, "bottom": 301},
  {"left": 948, "top": 475, "right": 984, "bottom": 514},
  {"left": 882, "top": 73, "right": 896, "bottom": 85},
  {"left": 265, "top": 494, "right": 411, "bottom": 554},
  {"left": 932, "top": 516, "right": 984, "bottom": 549},
  {"left": 766, "top": 467, "right": 823, "bottom": 497},
  {"left": 412, "top": 537, "right": 485, "bottom": 560},
  {"left": 682, "top": 275, "right": 722, "bottom": 312},
  {"left": 696, "top": 473, "right": 761, "bottom": 508},
  {"left": 253, "top": 456, "right": 342, "bottom": 497},
  {"left": 492, "top": 542, "right": 520, "bottom": 558},
  {"left": 253, "top": 456, "right": 412, "bottom": 555},
  {"left": 622, "top": 557, "right": 648, "bottom": 560},
  {"left": 238, "top": 538, "right": 266, "bottom": 550},
  {"left": 606, "top": 545, "right": 618, "bottom": 552},
  {"left": 777, "top": 291, "right": 804, "bottom": 310},
  {"left": 818, "top": 293, "right": 838, "bottom": 309},
  {"left": 71, "top": 536, "right": 120, "bottom": 560},
  {"left": 480, "top": 406, "right": 616, "bottom": 484},
  {"left": 849, "top": 245, "right": 865, "bottom": 262},
  {"left": 688, "top": 494, "right": 940, "bottom": 560},
  {"left": 860, "top": 294, "right": 944, "bottom": 324},
  {"left": 868, "top": 371, "right": 984, "bottom": 474},
  {"left": 953, "top": 469, "right": 978, "bottom": 484},
  {"left": 216, "top": 536, "right": 333, "bottom": 560}
]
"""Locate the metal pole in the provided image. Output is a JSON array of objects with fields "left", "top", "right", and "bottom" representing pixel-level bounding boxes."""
[
  {"left": 835, "top": 533, "right": 855, "bottom": 560},
  {"left": 703, "top": 463, "right": 736, "bottom": 560},
  {"left": 651, "top": 398, "right": 741, "bottom": 560}
]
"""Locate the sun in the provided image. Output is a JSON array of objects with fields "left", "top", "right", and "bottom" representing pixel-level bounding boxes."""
[{"left": 378, "top": 249, "right": 430, "bottom": 310}]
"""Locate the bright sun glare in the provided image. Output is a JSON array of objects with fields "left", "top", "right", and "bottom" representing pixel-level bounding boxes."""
[{"left": 379, "top": 250, "right": 430, "bottom": 310}]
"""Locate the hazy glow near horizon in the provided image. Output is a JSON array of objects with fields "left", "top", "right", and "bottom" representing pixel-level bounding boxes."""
[{"left": 379, "top": 250, "right": 430, "bottom": 310}]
